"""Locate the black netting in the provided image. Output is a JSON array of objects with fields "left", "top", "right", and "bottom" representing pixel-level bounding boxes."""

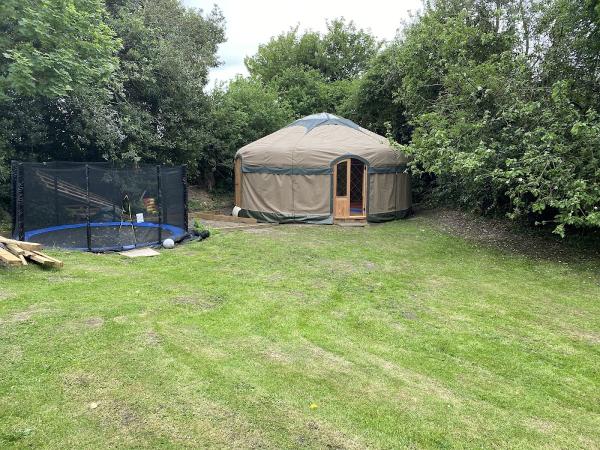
[{"left": 11, "top": 161, "right": 188, "bottom": 252}]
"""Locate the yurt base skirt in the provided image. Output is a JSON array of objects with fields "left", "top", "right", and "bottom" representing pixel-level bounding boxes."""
[
  {"left": 238, "top": 209, "right": 334, "bottom": 224},
  {"left": 237, "top": 208, "right": 413, "bottom": 224}
]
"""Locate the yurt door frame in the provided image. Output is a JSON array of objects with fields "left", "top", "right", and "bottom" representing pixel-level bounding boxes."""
[{"left": 333, "top": 158, "right": 366, "bottom": 219}]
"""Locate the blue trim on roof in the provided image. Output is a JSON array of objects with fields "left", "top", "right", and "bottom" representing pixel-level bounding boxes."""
[{"left": 286, "top": 113, "right": 364, "bottom": 133}]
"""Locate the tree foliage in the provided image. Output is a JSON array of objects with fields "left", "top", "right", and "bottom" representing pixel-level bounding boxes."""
[
  {"left": 105, "top": 0, "right": 225, "bottom": 174},
  {"left": 0, "top": 0, "right": 225, "bottom": 206},
  {"left": 1, "top": 0, "right": 119, "bottom": 99},
  {"left": 205, "top": 77, "right": 293, "bottom": 189},
  {"left": 379, "top": 0, "right": 600, "bottom": 234},
  {"left": 245, "top": 18, "right": 379, "bottom": 118},
  {"left": 0, "top": 0, "right": 122, "bottom": 203}
]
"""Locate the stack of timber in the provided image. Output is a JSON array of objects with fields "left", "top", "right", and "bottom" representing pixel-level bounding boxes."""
[{"left": 0, "top": 236, "right": 63, "bottom": 268}]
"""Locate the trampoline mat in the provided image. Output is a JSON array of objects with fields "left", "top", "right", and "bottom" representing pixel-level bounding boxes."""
[{"left": 24, "top": 222, "right": 186, "bottom": 252}]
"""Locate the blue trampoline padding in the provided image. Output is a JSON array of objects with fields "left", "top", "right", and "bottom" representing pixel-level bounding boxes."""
[{"left": 24, "top": 221, "right": 187, "bottom": 251}]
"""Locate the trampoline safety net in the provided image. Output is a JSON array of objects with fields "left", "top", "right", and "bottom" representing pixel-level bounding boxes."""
[{"left": 11, "top": 161, "right": 188, "bottom": 252}]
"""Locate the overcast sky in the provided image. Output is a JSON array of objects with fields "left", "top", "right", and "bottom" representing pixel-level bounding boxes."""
[{"left": 182, "top": 0, "right": 423, "bottom": 88}]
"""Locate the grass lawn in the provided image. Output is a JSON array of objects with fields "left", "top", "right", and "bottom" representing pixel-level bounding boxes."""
[{"left": 1, "top": 217, "right": 599, "bottom": 448}]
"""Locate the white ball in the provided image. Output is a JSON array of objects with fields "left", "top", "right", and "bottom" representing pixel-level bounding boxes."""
[{"left": 162, "top": 238, "right": 175, "bottom": 249}]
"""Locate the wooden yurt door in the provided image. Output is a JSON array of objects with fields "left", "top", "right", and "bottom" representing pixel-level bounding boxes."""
[{"left": 334, "top": 159, "right": 366, "bottom": 219}]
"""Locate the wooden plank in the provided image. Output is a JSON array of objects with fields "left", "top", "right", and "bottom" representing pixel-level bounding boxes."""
[
  {"left": 27, "top": 254, "right": 62, "bottom": 268},
  {"left": 194, "top": 213, "right": 257, "bottom": 224},
  {"left": 22, "top": 250, "right": 63, "bottom": 268},
  {"left": 25, "top": 253, "right": 53, "bottom": 266},
  {"left": 119, "top": 248, "right": 160, "bottom": 258},
  {"left": 334, "top": 198, "right": 350, "bottom": 218},
  {"left": 32, "top": 251, "right": 63, "bottom": 266},
  {"left": 0, "top": 247, "right": 22, "bottom": 266},
  {"left": 5, "top": 243, "right": 25, "bottom": 256},
  {"left": 0, "top": 236, "right": 43, "bottom": 251}
]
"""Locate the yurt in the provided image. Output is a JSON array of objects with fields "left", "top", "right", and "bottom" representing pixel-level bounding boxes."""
[{"left": 234, "top": 113, "right": 412, "bottom": 224}]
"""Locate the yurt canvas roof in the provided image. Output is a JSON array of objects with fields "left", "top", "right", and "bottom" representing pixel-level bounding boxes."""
[{"left": 236, "top": 113, "right": 407, "bottom": 169}]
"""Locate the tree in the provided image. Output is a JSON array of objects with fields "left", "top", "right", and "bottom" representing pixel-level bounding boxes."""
[
  {"left": 346, "top": 44, "right": 412, "bottom": 143},
  {"left": 245, "top": 18, "right": 380, "bottom": 118},
  {"left": 106, "top": 0, "right": 226, "bottom": 177},
  {"left": 0, "top": 0, "right": 226, "bottom": 209},
  {"left": 206, "top": 77, "right": 293, "bottom": 189},
  {"left": 538, "top": 0, "right": 600, "bottom": 111},
  {"left": 0, "top": 0, "right": 120, "bottom": 99},
  {"left": 387, "top": 0, "right": 600, "bottom": 234},
  {"left": 0, "top": 0, "right": 121, "bottom": 205}
]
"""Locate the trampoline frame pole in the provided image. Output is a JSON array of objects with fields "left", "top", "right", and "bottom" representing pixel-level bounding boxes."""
[
  {"left": 10, "top": 161, "right": 17, "bottom": 239},
  {"left": 17, "top": 162, "right": 25, "bottom": 241},
  {"left": 85, "top": 164, "right": 92, "bottom": 251},
  {"left": 11, "top": 161, "right": 25, "bottom": 241},
  {"left": 54, "top": 174, "right": 59, "bottom": 226},
  {"left": 182, "top": 165, "right": 188, "bottom": 233},
  {"left": 157, "top": 165, "right": 163, "bottom": 243}
]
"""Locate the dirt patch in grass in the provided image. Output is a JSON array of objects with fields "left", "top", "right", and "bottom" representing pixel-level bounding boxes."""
[
  {"left": 375, "top": 297, "right": 425, "bottom": 322},
  {"left": 296, "top": 419, "right": 365, "bottom": 450},
  {"left": 401, "top": 310, "right": 418, "bottom": 320},
  {"left": 145, "top": 330, "right": 161, "bottom": 346},
  {"left": 172, "top": 294, "right": 224, "bottom": 311},
  {"left": 261, "top": 343, "right": 295, "bottom": 365},
  {"left": 11, "top": 311, "right": 36, "bottom": 323},
  {"left": 287, "top": 290, "right": 307, "bottom": 300},
  {"left": 0, "top": 306, "right": 51, "bottom": 325},
  {"left": 87, "top": 391, "right": 271, "bottom": 448},
  {"left": 0, "top": 291, "right": 14, "bottom": 301},
  {"left": 60, "top": 316, "right": 106, "bottom": 334},
  {"left": 63, "top": 371, "right": 98, "bottom": 389},
  {"left": 301, "top": 339, "right": 354, "bottom": 373},
  {"left": 84, "top": 317, "right": 104, "bottom": 328},
  {"left": 100, "top": 400, "right": 143, "bottom": 429},
  {"left": 568, "top": 329, "right": 600, "bottom": 345},
  {"left": 364, "top": 354, "right": 461, "bottom": 405},
  {"left": 524, "top": 417, "right": 557, "bottom": 435},
  {"left": 323, "top": 259, "right": 358, "bottom": 275},
  {"left": 4, "top": 345, "right": 23, "bottom": 364},
  {"left": 251, "top": 337, "right": 352, "bottom": 373}
]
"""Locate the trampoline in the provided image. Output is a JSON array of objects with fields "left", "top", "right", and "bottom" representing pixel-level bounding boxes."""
[{"left": 11, "top": 161, "right": 188, "bottom": 252}]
